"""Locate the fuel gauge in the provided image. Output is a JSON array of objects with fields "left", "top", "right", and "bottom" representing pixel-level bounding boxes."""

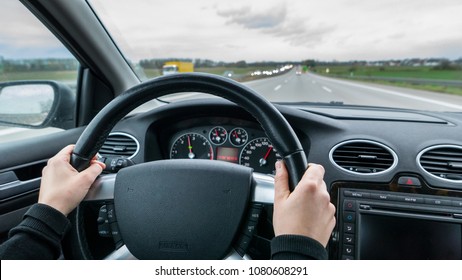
[{"left": 230, "top": 128, "right": 248, "bottom": 147}]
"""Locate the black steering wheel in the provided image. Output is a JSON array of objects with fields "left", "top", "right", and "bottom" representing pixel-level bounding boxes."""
[{"left": 64, "top": 73, "right": 307, "bottom": 259}]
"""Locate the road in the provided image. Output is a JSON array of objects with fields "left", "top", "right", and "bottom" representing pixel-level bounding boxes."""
[
  {"left": 3, "top": 70, "right": 462, "bottom": 142},
  {"left": 245, "top": 70, "right": 462, "bottom": 111}
]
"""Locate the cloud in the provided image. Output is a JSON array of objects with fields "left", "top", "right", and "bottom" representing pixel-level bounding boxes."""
[
  {"left": 217, "top": 4, "right": 335, "bottom": 48},
  {"left": 1, "top": 0, "right": 461, "bottom": 62},
  {"left": 0, "top": 1, "right": 71, "bottom": 59},
  {"left": 217, "top": 5, "right": 287, "bottom": 30},
  {"left": 265, "top": 19, "right": 336, "bottom": 47}
]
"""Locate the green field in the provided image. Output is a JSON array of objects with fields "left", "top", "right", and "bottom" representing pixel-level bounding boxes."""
[
  {"left": 0, "top": 70, "right": 78, "bottom": 82},
  {"left": 317, "top": 66, "right": 462, "bottom": 80},
  {"left": 315, "top": 66, "right": 462, "bottom": 96}
]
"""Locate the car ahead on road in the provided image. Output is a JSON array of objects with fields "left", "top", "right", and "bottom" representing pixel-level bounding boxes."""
[
  {"left": 223, "top": 70, "right": 234, "bottom": 78},
  {"left": 1, "top": 0, "right": 462, "bottom": 261}
]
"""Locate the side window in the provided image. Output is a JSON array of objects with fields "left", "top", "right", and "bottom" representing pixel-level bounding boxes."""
[{"left": 0, "top": 1, "right": 79, "bottom": 144}]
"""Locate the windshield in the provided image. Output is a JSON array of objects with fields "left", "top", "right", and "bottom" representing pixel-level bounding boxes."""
[{"left": 89, "top": 0, "right": 462, "bottom": 111}]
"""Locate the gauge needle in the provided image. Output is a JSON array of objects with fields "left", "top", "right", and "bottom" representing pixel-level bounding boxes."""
[
  {"left": 215, "top": 129, "right": 220, "bottom": 141},
  {"left": 233, "top": 131, "right": 240, "bottom": 143},
  {"left": 187, "top": 135, "right": 195, "bottom": 159},
  {"left": 259, "top": 146, "right": 273, "bottom": 166}
]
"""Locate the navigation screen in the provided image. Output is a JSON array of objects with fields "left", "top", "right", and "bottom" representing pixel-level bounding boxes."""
[{"left": 359, "top": 214, "right": 461, "bottom": 259}]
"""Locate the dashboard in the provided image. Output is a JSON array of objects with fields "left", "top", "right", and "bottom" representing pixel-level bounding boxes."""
[
  {"left": 167, "top": 122, "right": 280, "bottom": 175},
  {"left": 99, "top": 98, "right": 462, "bottom": 260}
]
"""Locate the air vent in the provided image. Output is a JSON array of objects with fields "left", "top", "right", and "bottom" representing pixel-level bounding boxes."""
[
  {"left": 330, "top": 140, "right": 397, "bottom": 175},
  {"left": 99, "top": 132, "right": 139, "bottom": 159},
  {"left": 418, "top": 145, "right": 462, "bottom": 182}
]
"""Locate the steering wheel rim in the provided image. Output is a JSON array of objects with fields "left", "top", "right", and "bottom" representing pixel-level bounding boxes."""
[{"left": 65, "top": 73, "right": 308, "bottom": 259}]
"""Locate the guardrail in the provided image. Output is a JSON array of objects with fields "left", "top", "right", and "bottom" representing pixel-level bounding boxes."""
[{"left": 333, "top": 75, "right": 462, "bottom": 87}]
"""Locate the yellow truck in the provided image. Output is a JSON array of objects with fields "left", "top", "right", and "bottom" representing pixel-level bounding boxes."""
[{"left": 162, "top": 61, "right": 194, "bottom": 75}]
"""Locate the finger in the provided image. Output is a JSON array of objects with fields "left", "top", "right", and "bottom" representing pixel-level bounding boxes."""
[
  {"left": 47, "top": 144, "right": 76, "bottom": 168},
  {"left": 79, "top": 161, "right": 104, "bottom": 182},
  {"left": 91, "top": 159, "right": 106, "bottom": 170},
  {"left": 91, "top": 154, "right": 100, "bottom": 161},
  {"left": 301, "top": 163, "right": 325, "bottom": 184},
  {"left": 54, "top": 144, "right": 76, "bottom": 163},
  {"left": 274, "top": 160, "right": 290, "bottom": 204},
  {"left": 59, "top": 144, "right": 75, "bottom": 156}
]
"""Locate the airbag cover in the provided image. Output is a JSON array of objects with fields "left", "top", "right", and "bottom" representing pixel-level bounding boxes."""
[{"left": 114, "top": 159, "right": 252, "bottom": 259}]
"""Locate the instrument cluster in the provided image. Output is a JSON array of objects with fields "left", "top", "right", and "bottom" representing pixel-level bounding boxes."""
[{"left": 169, "top": 125, "right": 280, "bottom": 175}]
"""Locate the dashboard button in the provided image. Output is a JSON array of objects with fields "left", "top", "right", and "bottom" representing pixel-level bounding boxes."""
[
  {"left": 344, "top": 223, "right": 355, "bottom": 233},
  {"left": 249, "top": 204, "right": 262, "bottom": 222},
  {"left": 425, "top": 198, "right": 452, "bottom": 206},
  {"left": 110, "top": 222, "right": 122, "bottom": 243},
  {"left": 242, "top": 220, "right": 258, "bottom": 236},
  {"left": 370, "top": 193, "right": 392, "bottom": 200},
  {"left": 343, "top": 212, "right": 356, "bottom": 223},
  {"left": 343, "top": 200, "right": 356, "bottom": 211},
  {"left": 343, "top": 245, "right": 354, "bottom": 256},
  {"left": 106, "top": 204, "right": 116, "bottom": 223},
  {"left": 359, "top": 204, "right": 371, "bottom": 210},
  {"left": 344, "top": 190, "right": 370, "bottom": 199},
  {"left": 391, "top": 195, "right": 423, "bottom": 204},
  {"left": 402, "top": 196, "right": 424, "bottom": 204},
  {"left": 344, "top": 234, "right": 355, "bottom": 244},
  {"left": 398, "top": 176, "right": 422, "bottom": 187}
]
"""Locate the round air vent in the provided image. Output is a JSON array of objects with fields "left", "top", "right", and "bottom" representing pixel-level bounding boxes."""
[
  {"left": 329, "top": 140, "right": 397, "bottom": 175},
  {"left": 418, "top": 145, "right": 462, "bottom": 183},
  {"left": 98, "top": 132, "right": 139, "bottom": 159}
]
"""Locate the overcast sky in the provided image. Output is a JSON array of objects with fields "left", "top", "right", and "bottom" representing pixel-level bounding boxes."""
[{"left": 1, "top": 0, "right": 461, "bottom": 62}]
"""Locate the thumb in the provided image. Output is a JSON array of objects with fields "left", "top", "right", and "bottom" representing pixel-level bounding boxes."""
[
  {"left": 78, "top": 161, "right": 104, "bottom": 184},
  {"left": 274, "top": 160, "right": 290, "bottom": 205}
]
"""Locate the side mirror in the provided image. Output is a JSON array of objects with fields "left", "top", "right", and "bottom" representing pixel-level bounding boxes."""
[{"left": 0, "top": 81, "right": 75, "bottom": 129}]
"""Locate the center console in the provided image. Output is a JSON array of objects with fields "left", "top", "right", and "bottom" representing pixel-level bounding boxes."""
[{"left": 331, "top": 175, "right": 462, "bottom": 260}]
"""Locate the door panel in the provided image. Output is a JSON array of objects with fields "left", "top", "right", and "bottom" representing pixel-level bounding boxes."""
[{"left": 0, "top": 127, "right": 84, "bottom": 240}]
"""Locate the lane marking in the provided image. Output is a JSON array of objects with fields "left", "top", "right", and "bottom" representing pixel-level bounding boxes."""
[
  {"left": 313, "top": 74, "right": 462, "bottom": 110},
  {"left": 322, "top": 86, "right": 332, "bottom": 93},
  {"left": 274, "top": 85, "right": 282, "bottom": 91}
]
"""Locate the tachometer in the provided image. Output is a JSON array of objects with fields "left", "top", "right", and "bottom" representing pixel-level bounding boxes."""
[
  {"left": 170, "top": 133, "right": 213, "bottom": 160},
  {"left": 239, "top": 137, "right": 280, "bottom": 174}
]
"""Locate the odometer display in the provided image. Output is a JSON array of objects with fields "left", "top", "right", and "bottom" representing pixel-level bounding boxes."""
[
  {"left": 239, "top": 137, "right": 280, "bottom": 174},
  {"left": 170, "top": 133, "right": 213, "bottom": 160}
]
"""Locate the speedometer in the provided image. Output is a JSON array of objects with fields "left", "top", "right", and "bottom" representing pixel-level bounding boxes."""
[
  {"left": 239, "top": 137, "right": 280, "bottom": 174},
  {"left": 170, "top": 133, "right": 213, "bottom": 160}
]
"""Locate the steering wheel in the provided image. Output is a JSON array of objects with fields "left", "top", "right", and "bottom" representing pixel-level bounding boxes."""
[{"left": 64, "top": 73, "right": 307, "bottom": 259}]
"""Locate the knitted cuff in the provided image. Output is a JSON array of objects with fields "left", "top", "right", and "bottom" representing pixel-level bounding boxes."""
[{"left": 271, "top": 234, "right": 328, "bottom": 260}]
